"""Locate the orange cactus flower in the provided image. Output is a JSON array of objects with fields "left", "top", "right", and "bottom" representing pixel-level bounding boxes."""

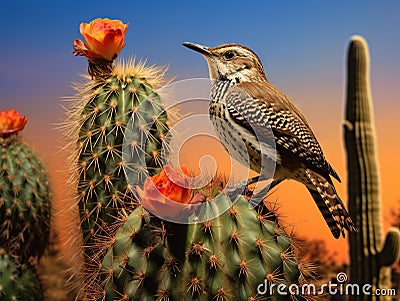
[
  {"left": 73, "top": 18, "right": 128, "bottom": 61},
  {"left": 0, "top": 109, "right": 28, "bottom": 135},
  {"left": 137, "top": 165, "right": 192, "bottom": 218}
]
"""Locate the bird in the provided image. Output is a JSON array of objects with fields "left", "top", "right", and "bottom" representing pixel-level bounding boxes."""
[{"left": 182, "top": 42, "right": 357, "bottom": 238}]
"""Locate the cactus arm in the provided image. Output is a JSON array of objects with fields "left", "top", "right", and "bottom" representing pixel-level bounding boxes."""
[{"left": 378, "top": 228, "right": 400, "bottom": 267}]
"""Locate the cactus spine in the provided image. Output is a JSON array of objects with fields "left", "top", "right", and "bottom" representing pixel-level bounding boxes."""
[
  {"left": 344, "top": 35, "right": 400, "bottom": 300},
  {"left": 0, "top": 111, "right": 51, "bottom": 261},
  {"left": 97, "top": 194, "right": 309, "bottom": 301}
]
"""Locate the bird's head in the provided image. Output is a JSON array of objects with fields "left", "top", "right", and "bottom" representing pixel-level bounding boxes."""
[{"left": 183, "top": 42, "right": 267, "bottom": 83}]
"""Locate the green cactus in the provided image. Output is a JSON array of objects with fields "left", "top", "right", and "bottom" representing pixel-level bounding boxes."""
[
  {"left": 66, "top": 58, "right": 170, "bottom": 258},
  {"left": 0, "top": 114, "right": 51, "bottom": 261},
  {"left": 68, "top": 20, "right": 172, "bottom": 300},
  {"left": 344, "top": 35, "right": 400, "bottom": 300},
  {"left": 0, "top": 248, "right": 43, "bottom": 301},
  {"left": 95, "top": 194, "right": 309, "bottom": 301}
]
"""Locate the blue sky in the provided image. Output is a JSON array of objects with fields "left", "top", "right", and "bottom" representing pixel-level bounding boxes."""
[{"left": 1, "top": 1, "right": 399, "bottom": 116}]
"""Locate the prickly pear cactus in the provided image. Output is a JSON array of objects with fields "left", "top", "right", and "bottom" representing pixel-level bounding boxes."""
[
  {"left": 69, "top": 18, "right": 170, "bottom": 259},
  {"left": 98, "top": 194, "right": 308, "bottom": 301},
  {"left": 344, "top": 35, "right": 400, "bottom": 300},
  {"left": 0, "top": 110, "right": 51, "bottom": 261},
  {"left": 0, "top": 248, "right": 43, "bottom": 301}
]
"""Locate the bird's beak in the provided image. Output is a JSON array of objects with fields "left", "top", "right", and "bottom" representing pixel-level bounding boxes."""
[{"left": 182, "top": 42, "right": 213, "bottom": 57}]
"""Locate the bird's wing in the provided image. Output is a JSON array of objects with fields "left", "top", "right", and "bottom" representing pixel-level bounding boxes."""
[{"left": 224, "top": 81, "right": 340, "bottom": 182}]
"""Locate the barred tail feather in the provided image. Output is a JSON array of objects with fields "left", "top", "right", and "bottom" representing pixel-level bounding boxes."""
[{"left": 305, "top": 169, "right": 357, "bottom": 239}]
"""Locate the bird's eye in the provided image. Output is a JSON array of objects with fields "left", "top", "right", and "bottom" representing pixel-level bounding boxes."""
[{"left": 223, "top": 51, "right": 235, "bottom": 60}]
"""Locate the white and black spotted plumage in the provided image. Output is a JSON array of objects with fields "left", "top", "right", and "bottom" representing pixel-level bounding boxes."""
[{"left": 183, "top": 42, "right": 357, "bottom": 238}]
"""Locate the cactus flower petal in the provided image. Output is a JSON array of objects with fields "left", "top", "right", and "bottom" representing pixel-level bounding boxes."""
[
  {"left": 74, "top": 18, "right": 128, "bottom": 61},
  {"left": 137, "top": 166, "right": 192, "bottom": 218},
  {"left": 0, "top": 110, "right": 28, "bottom": 135}
]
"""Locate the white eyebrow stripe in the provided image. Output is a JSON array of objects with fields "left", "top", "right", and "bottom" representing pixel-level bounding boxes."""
[{"left": 220, "top": 47, "right": 249, "bottom": 57}]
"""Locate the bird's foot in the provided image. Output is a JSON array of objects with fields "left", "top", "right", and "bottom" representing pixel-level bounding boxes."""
[
  {"left": 188, "top": 192, "right": 207, "bottom": 204},
  {"left": 223, "top": 181, "right": 249, "bottom": 200},
  {"left": 247, "top": 185, "right": 271, "bottom": 208}
]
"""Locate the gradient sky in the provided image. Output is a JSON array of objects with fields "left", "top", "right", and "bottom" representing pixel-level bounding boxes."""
[{"left": 1, "top": 1, "right": 399, "bottom": 262}]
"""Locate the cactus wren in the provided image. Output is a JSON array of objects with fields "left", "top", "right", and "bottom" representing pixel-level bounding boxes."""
[{"left": 183, "top": 42, "right": 357, "bottom": 238}]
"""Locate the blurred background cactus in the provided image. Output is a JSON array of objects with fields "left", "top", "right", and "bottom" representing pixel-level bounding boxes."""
[
  {"left": 0, "top": 248, "right": 43, "bottom": 301},
  {"left": 0, "top": 110, "right": 51, "bottom": 262},
  {"left": 344, "top": 35, "right": 400, "bottom": 300},
  {"left": 0, "top": 110, "right": 51, "bottom": 299}
]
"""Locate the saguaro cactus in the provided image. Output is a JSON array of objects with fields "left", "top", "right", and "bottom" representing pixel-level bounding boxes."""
[{"left": 344, "top": 35, "right": 400, "bottom": 300}]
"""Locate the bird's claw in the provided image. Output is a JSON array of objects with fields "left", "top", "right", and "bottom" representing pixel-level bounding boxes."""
[
  {"left": 247, "top": 185, "right": 271, "bottom": 208},
  {"left": 223, "top": 181, "right": 248, "bottom": 200},
  {"left": 223, "top": 181, "right": 271, "bottom": 208}
]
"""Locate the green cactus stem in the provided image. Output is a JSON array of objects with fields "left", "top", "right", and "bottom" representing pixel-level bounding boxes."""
[
  {"left": 95, "top": 194, "right": 310, "bottom": 301},
  {"left": 66, "top": 58, "right": 169, "bottom": 251},
  {"left": 65, "top": 57, "right": 171, "bottom": 301},
  {"left": 0, "top": 116, "right": 51, "bottom": 261},
  {"left": 344, "top": 35, "right": 400, "bottom": 300}
]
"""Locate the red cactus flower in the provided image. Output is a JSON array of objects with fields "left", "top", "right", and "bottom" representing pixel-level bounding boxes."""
[
  {"left": 137, "top": 165, "right": 193, "bottom": 218},
  {"left": 0, "top": 110, "right": 28, "bottom": 135}
]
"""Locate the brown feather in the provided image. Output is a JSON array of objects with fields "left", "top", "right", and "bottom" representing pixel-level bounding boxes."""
[{"left": 228, "top": 81, "right": 341, "bottom": 182}]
